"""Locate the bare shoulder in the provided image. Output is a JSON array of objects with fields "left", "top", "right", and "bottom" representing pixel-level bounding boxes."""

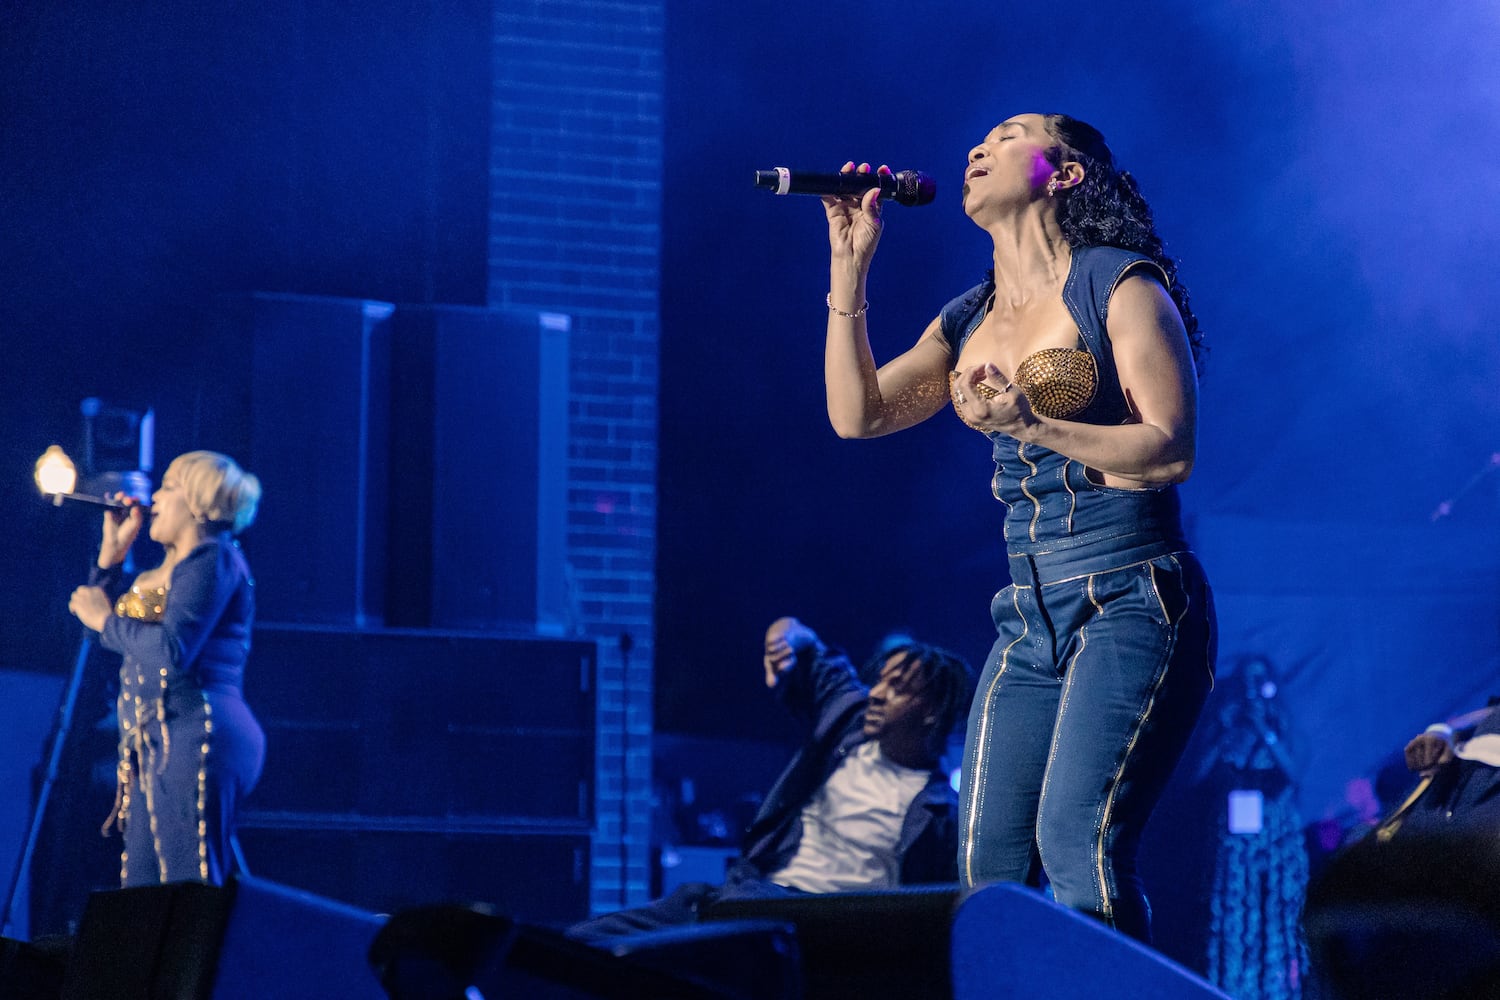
[{"left": 1107, "top": 271, "right": 1184, "bottom": 336}]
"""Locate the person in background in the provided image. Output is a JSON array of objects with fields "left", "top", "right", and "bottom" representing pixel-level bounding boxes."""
[
  {"left": 568, "top": 616, "right": 974, "bottom": 941},
  {"left": 1376, "top": 698, "right": 1500, "bottom": 839},
  {"left": 67, "top": 450, "right": 264, "bottom": 886}
]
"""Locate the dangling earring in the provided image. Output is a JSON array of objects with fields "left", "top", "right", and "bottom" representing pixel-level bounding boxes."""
[{"left": 1046, "top": 177, "right": 1060, "bottom": 197}]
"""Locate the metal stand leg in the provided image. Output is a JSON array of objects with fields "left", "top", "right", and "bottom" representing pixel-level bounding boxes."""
[
  {"left": 1, "top": 632, "right": 94, "bottom": 938},
  {"left": 230, "top": 831, "right": 251, "bottom": 878}
]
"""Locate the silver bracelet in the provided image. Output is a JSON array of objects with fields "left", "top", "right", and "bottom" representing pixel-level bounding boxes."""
[{"left": 825, "top": 293, "right": 869, "bottom": 319}]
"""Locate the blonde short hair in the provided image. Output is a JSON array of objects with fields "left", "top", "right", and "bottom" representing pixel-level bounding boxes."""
[{"left": 166, "top": 451, "right": 262, "bottom": 535}]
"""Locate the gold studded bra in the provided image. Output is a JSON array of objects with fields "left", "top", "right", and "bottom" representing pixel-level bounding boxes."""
[
  {"left": 115, "top": 585, "right": 168, "bottom": 622},
  {"left": 1013, "top": 347, "right": 1098, "bottom": 419}
]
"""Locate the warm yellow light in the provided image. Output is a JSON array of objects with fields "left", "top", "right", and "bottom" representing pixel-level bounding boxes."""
[{"left": 34, "top": 445, "right": 77, "bottom": 498}]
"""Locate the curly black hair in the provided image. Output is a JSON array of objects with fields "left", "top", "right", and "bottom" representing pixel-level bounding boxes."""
[
  {"left": 1042, "top": 114, "right": 1206, "bottom": 372},
  {"left": 862, "top": 642, "right": 976, "bottom": 752}
]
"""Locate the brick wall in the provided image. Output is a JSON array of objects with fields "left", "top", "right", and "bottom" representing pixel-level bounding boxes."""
[{"left": 489, "top": 0, "right": 663, "bottom": 911}]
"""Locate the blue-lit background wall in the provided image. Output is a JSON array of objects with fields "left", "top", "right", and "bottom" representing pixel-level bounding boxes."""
[{"left": 3, "top": 0, "right": 1499, "bottom": 983}]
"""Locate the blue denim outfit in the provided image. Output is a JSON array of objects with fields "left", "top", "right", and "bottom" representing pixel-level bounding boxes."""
[
  {"left": 93, "top": 533, "right": 265, "bottom": 887},
  {"left": 942, "top": 246, "right": 1217, "bottom": 942}
]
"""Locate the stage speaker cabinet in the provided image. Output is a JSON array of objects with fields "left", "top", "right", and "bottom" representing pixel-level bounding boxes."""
[
  {"left": 59, "top": 875, "right": 387, "bottom": 1000},
  {"left": 387, "top": 305, "right": 570, "bottom": 633},
  {"left": 245, "top": 627, "right": 595, "bottom": 821},
  {"left": 243, "top": 292, "right": 396, "bottom": 627},
  {"left": 373, "top": 904, "right": 765, "bottom": 1000},
  {"left": 597, "top": 919, "right": 803, "bottom": 1000},
  {"left": 705, "top": 885, "right": 963, "bottom": 1000},
  {"left": 1303, "top": 830, "right": 1500, "bottom": 999},
  {"left": 233, "top": 824, "right": 593, "bottom": 928},
  {"left": 239, "top": 626, "right": 596, "bottom": 925},
  {"left": 949, "top": 884, "right": 1231, "bottom": 1000},
  {"left": 707, "top": 884, "right": 1231, "bottom": 1000},
  {"left": 0, "top": 936, "right": 66, "bottom": 1000}
]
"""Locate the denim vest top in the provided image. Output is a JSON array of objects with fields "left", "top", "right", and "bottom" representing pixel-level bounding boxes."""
[{"left": 939, "top": 245, "right": 1187, "bottom": 580}]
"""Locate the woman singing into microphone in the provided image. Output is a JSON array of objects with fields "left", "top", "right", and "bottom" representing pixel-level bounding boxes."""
[
  {"left": 816, "top": 113, "right": 1216, "bottom": 943},
  {"left": 67, "top": 450, "right": 264, "bottom": 886}
]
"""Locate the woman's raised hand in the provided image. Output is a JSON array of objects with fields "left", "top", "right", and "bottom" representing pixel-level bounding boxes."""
[
  {"left": 98, "top": 496, "right": 145, "bottom": 569},
  {"left": 823, "top": 162, "right": 889, "bottom": 270}
]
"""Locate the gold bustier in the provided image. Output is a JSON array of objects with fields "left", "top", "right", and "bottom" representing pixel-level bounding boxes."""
[
  {"left": 1013, "top": 347, "right": 1097, "bottom": 419},
  {"left": 115, "top": 585, "right": 168, "bottom": 622}
]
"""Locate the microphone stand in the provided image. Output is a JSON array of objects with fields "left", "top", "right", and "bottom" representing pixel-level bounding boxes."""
[
  {"left": 1, "top": 627, "right": 95, "bottom": 937},
  {"left": 617, "top": 632, "right": 634, "bottom": 908},
  {"left": 2, "top": 498, "right": 136, "bottom": 937}
]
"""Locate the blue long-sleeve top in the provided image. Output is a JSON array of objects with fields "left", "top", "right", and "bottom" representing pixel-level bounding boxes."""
[{"left": 91, "top": 532, "right": 255, "bottom": 698}]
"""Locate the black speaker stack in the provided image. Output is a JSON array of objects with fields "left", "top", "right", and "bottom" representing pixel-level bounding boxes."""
[
  {"left": 239, "top": 625, "right": 595, "bottom": 925},
  {"left": 217, "top": 294, "right": 594, "bottom": 925},
  {"left": 238, "top": 293, "right": 571, "bottom": 633}
]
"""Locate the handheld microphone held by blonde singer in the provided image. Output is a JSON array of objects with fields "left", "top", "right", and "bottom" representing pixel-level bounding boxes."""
[
  {"left": 753, "top": 167, "right": 936, "bottom": 206},
  {"left": 85, "top": 494, "right": 150, "bottom": 512}
]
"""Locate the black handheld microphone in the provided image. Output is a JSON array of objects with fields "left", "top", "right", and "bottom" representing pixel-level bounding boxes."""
[
  {"left": 47, "top": 493, "right": 148, "bottom": 511},
  {"left": 754, "top": 167, "right": 937, "bottom": 207}
]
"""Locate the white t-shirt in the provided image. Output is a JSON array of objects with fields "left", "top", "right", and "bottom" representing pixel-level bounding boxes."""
[{"left": 769, "top": 740, "right": 932, "bottom": 893}]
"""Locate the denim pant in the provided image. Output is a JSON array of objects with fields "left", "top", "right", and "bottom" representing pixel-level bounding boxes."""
[
  {"left": 121, "top": 689, "right": 264, "bottom": 887},
  {"left": 958, "top": 545, "right": 1216, "bottom": 943}
]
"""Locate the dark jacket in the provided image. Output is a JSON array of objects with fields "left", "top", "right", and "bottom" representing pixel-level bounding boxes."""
[
  {"left": 93, "top": 532, "right": 256, "bottom": 698},
  {"left": 1402, "top": 706, "right": 1500, "bottom": 834},
  {"left": 740, "top": 643, "right": 959, "bottom": 885}
]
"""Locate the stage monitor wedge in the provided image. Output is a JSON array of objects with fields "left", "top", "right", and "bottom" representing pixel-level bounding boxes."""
[{"left": 59, "top": 875, "right": 386, "bottom": 1000}]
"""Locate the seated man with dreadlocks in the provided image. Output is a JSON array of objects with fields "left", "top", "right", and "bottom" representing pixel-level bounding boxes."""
[{"left": 569, "top": 616, "right": 975, "bottom": 941}]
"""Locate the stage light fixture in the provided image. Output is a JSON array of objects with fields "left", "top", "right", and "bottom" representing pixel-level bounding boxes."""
[{"left": 32, "top": 444, "right": 136, "bottom": 509}]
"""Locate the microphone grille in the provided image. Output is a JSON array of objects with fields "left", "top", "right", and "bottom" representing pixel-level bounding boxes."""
[{"left": 891, "top": 170, "right": 937, "bottom": 206}]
